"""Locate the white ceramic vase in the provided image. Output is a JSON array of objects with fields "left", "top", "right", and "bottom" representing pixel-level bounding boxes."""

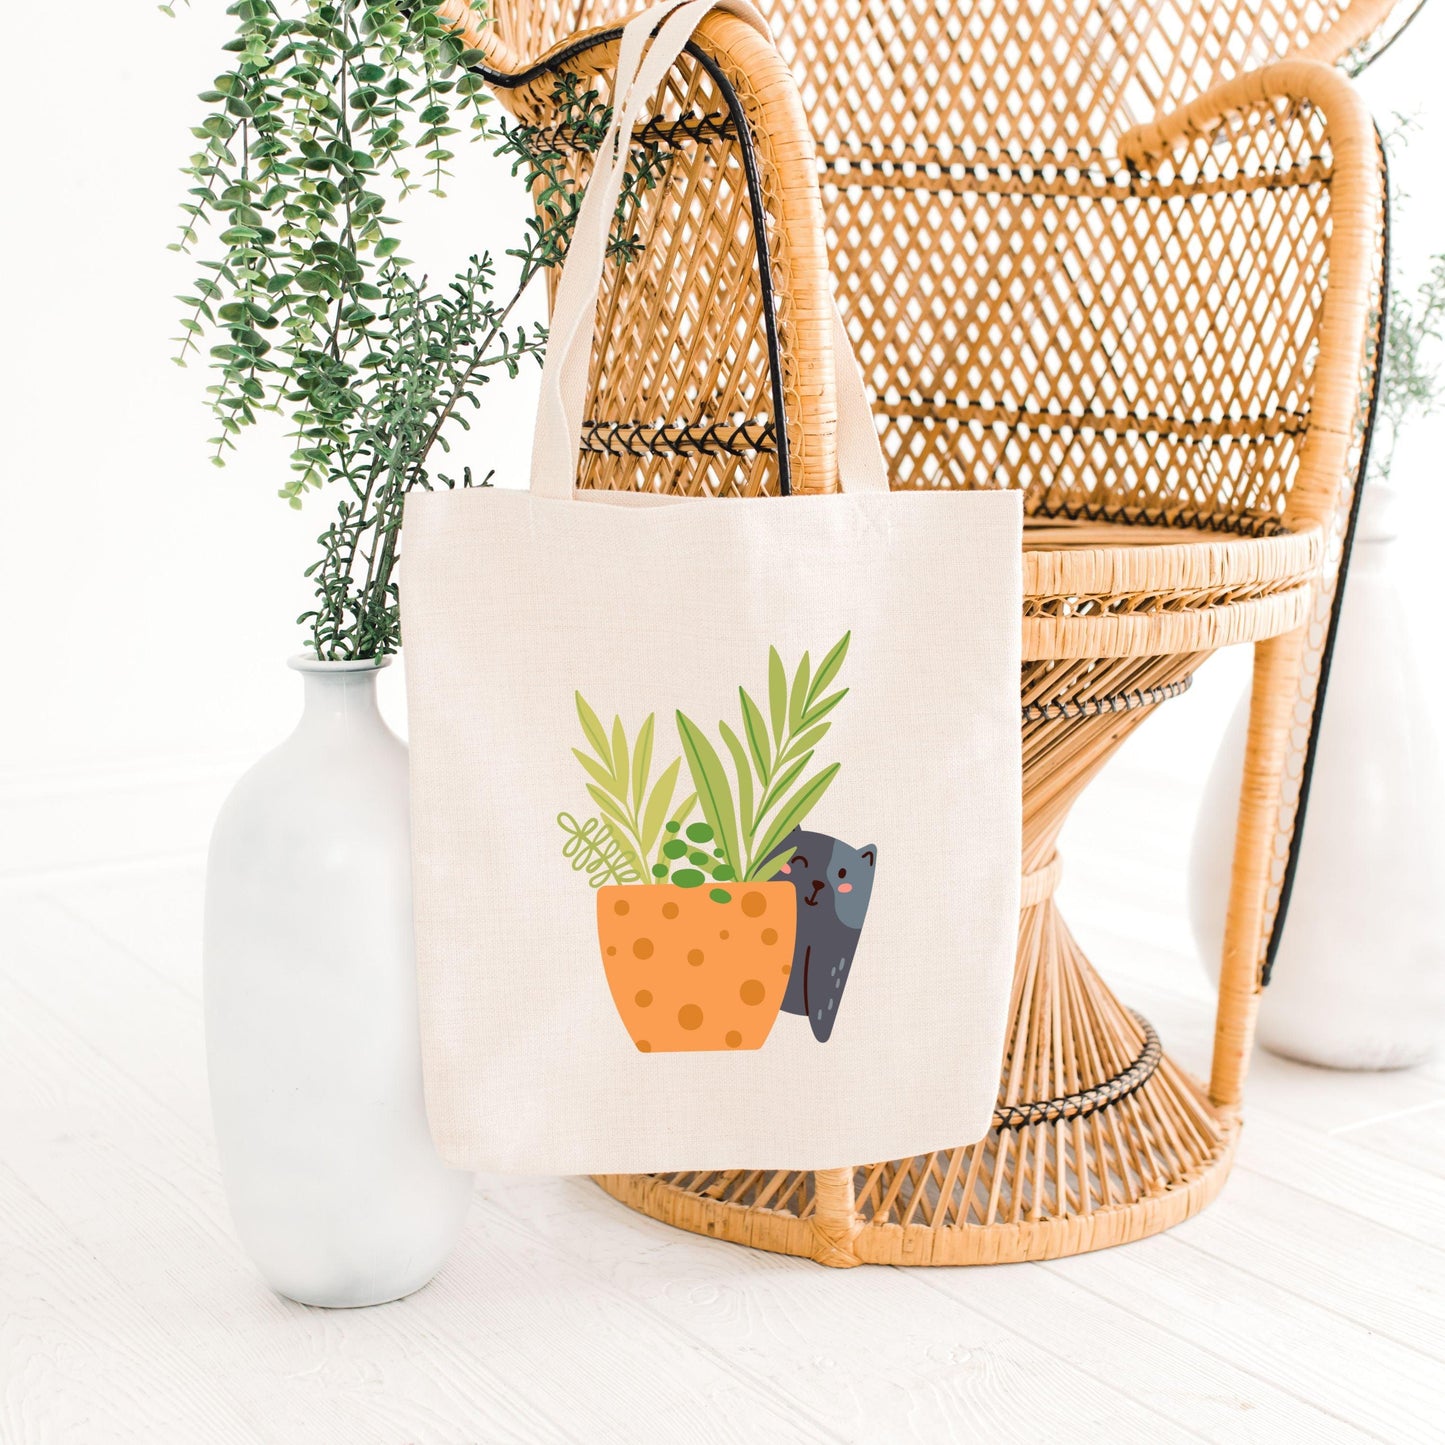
[
  {"left": 204, "top": 656, "right": 472, "bottom": 1307},
  {"left": 1189, "top": 485, "right": 1445, "bottom": 1070}
]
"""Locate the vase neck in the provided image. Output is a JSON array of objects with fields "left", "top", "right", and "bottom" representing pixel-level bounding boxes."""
[{"left": 288, "top": 658, "right": 388, "bottom": 738}]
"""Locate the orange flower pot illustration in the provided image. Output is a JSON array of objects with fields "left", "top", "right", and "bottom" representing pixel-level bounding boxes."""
[{"left": 596, "top": 884, "right": 797, "bottom": 1052}]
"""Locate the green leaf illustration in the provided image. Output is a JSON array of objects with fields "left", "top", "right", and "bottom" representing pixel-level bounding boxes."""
[
  {"left": 718, "top": 720, "right": 755, "bottom": 841},
  {"left": 805, "top": 631, "right": 851, "bottom": 712},
  {"left": 572, "top": 748, "right": 620, "bottom": 797},
  {"left": 749, "top": 845, "right": 796, "bottom": 884},
  {"left": 767, "top": 646, "right": 787, "bottom": 744},
  {"left": 640, "top": 755, "right": 681, "bottom": 858},
  {"left": 801, "top": 687, "right": 848, "bottom": 729},
  {"left": 750, "top": 763, "right": 841, "bottom": 873},
  {"left": 788, "top": 651, "right": 811, "bottom": 732},
  {"left": 632, "top": 713, "right": 655, "bottom": 811},
  {"left": 598, "top": 815, "right": 648, "bottom": 882},
  {"left": 575, "top": 692, "right": 610, "bottom": 766},
  {"left": 610, "top": 716, "right": 629, "bottom": 802},
  {"left": 587, "top": 783, "right": 633, "bottom": 833},
  {"left": 739, "top": 688, "right": 772, "bottom": 781},
  {"left": 781, "top": 722, "right": 831, "bottom": 766},
  {"left": 556, "top": 812, "right": 641, "bottom": 886},
  {"left": 754, "top": 750, "right": 813, "bottom": 826},
  {"left": 676, "top": 711, "right": 743, "bottom": 882}
]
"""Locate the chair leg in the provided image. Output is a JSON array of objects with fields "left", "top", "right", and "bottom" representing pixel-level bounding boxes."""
[
  {"left": 810, "top": 1166, "right": 861, "bottom": 1267},
  {"left": 1209, "top": 625, "right": 1308, "bottom": 1114}
]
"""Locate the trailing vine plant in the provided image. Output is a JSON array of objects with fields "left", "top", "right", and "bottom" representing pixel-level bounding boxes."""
[{"left": 170, "top": 1, "right": 669, "bottom": 659}]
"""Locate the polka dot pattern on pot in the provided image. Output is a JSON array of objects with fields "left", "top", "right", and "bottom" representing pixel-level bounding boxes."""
[{"left": 595, "top": 883, "right": 798, "bottom": 1052}]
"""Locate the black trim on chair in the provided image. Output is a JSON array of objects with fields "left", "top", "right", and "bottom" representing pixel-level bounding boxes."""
[
  {"left": 1262, "top": 128, "right": 1390, "bottom": 987},
  {"left": 465, "top": 27, "right": 793, "bottom": 495}
]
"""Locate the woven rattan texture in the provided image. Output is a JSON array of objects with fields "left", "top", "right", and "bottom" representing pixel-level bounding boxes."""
[
  {"left": 511, "top": 44, "right": 782, "bottom": 497},
  {"left": 464, "top": 0, "right": 1388, "bottom": 539},
  {"left": 440, "top": 0, "right": 1394, "bottom": 1265},
  {"left": 776, "top": 0, "right": 1343, "bottom": 531}
]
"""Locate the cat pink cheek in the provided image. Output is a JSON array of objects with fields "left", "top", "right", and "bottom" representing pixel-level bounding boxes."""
[
  {"left": 780, "top": 864, "right": 791, "bottom": 874},
  {"left": 837, "top": 882, "right": 853, "bottom": 893}
]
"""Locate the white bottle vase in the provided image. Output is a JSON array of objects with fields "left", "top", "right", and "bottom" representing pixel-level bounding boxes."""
[
  {"left": 1189, "top": 485, "right": 1445, "bottom": 1070},
  {"left": 204, "top": 656, "right": 472, "bottom": 1306}
]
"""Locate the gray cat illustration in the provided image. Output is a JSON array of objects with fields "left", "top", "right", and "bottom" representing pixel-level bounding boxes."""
[{"left": 771, "top": 828, "right": 877, "bottom": 1042}]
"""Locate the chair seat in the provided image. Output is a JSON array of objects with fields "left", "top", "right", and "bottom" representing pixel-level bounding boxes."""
[{"left": 1019, "top": 514, "right": 1322, "bottom": 661}]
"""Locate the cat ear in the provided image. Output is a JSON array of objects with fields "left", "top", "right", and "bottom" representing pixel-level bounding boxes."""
[{"left": 860, "top": 847, "right": 876, "bottom": 868}]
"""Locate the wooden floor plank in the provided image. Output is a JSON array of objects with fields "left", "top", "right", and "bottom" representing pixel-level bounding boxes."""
[
  {"left": 487, "top": 1175, "right": 1189, "bottom": 1442},
  {"left": 1234, "top": 1110, "right": 1445, "bottom": 1253},
  {"left": 5, "top": 791, "right": 1443, "bottom": 1443},
  {"left": 1042, "top": 1230, "right": 1444, "bottom": 1443},
  {"left": 893, "top": 1247, "right": 1361, "bottom": 1442},
  {"left": 0, "top": 1165, "right": 266, "bottom": 1445},
  {"left": 0, "top": 913, "right": 833, "bottom": 1444},
  {"left": 1333, "top": 1100, "right": 1445, "bottom": 1182}
]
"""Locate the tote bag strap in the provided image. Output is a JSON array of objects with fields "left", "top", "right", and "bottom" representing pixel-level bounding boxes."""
[{"left": 528, "top": 0, "right": 890, "bottom": 500}]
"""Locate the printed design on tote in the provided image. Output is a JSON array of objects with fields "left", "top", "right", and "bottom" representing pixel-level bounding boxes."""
[{"left": 558, "top": 633, "right": 877, "bottom": 1053}]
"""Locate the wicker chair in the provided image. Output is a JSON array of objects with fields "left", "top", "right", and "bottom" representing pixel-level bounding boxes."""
[{"left": 440, "top": 0, "right": 1407, "bottom": 1265}]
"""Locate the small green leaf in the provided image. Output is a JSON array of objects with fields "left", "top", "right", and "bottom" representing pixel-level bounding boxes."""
[
  {"left": 739, "top": 688, "right": 771, "bottom": 781},
  {"left": 718, "top": 720, "right": 755, "bottom": 846},
  {"left": 673, "top": 868, "right": 706, "bottom": 889},
  {"left": 597, "top": 814, "right": 647, "bottom": 882},
  {"left": 572, "top": 748, "right": 620, "bottom": 797},
  {"left": 750, "top": 764, "right": 841, "bottom": 873},
  {"left": 709, "top": 888, "right": 732, "bottom": 904},
  {"left": 800, "top": 688, "right": 848, "bottom": 728},
  {"left": 610, "top": 716, "right": 629, "bottom": 804},
  {"left": 587, "top": 784, "right": 630, "bottom": 828},
  {"left": 767, "top": 647, "right": 787, "bottom": 744},
  {"left": 754, "top": 750, "right": 812, "bottom": 826},
  {"left": 575, "top": 692, "right": 611, "bottom": 766},
  {"left": 640, "top": 756, "right": 681, "bottom": 858},
  {"left": 806, "top": 631, "right": 851, "bottom": 710},
  {"left": 632, "top": 713, "right": 654, "bottom": 812},
  {"left": 788, "top": 651, "right": 812, "bottom": 732},
  {"left": 749, "top": 846, "right": 795, "bottom": 884},
  {"left": 782, "top": 722, "right": 831, "bottom": 765},
  {"left": 676, "top": 712, "right": 742, "bottom": 882}
]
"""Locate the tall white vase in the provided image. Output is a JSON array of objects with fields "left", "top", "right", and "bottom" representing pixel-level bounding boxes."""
[
  {"left": 1189, "top": 485, "right": 1445, "bottom": 1070},
  {"left": 204, "top": 656, "right": 472, "bottom": 1307}
]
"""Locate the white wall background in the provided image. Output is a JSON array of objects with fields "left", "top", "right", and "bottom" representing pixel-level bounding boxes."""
[{"left": 2, "top": 0, "right": 1443, "bottom": 876}]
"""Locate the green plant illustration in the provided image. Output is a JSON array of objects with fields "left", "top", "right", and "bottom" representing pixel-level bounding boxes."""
[
  {"left": 563, "top": 696, "right": 697, "bottom": 885},
  {"left": 678, "top": 632, "right": 849, "bottom": 884},
  {"left": 563, "top": 634, "right": 851, "bottom": 893},
  {"left": 556, "top": 812, "right": 642, "bottom": 887}
]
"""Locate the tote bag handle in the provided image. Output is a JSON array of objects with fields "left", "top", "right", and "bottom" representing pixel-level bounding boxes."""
[{"left": 528, "top": 0, "right": 890, "bottom": 500}]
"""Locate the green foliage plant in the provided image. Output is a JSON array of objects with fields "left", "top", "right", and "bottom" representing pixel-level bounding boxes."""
[
  {"left": 564, "top": 636, "right": 850, "bottom": 896},
  {"left": 170, "top": 1, "right": 669, "bottom": 659},
  {"left": 567, "top": 695, "right": 697, "bottom": 886},
  {"left": 555, "top": 811, "right": 642, "bottom": 887},
  {"left": 676, "top": 632, "right": 850, "bottom": 887}
]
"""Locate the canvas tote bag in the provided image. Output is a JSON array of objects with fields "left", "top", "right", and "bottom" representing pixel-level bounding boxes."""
[{"left": 402, "top": 0, "right": 1022, "bottom": 1174}]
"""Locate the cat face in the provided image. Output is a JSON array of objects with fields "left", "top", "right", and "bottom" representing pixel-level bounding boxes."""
[{"left": 776, "top": 829, "right": 877, "bottom": 931}]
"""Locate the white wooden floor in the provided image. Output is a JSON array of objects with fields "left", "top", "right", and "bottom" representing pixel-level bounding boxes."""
[{"left": 3, "top": 759, "right": 1444, "bottom": 1445}]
